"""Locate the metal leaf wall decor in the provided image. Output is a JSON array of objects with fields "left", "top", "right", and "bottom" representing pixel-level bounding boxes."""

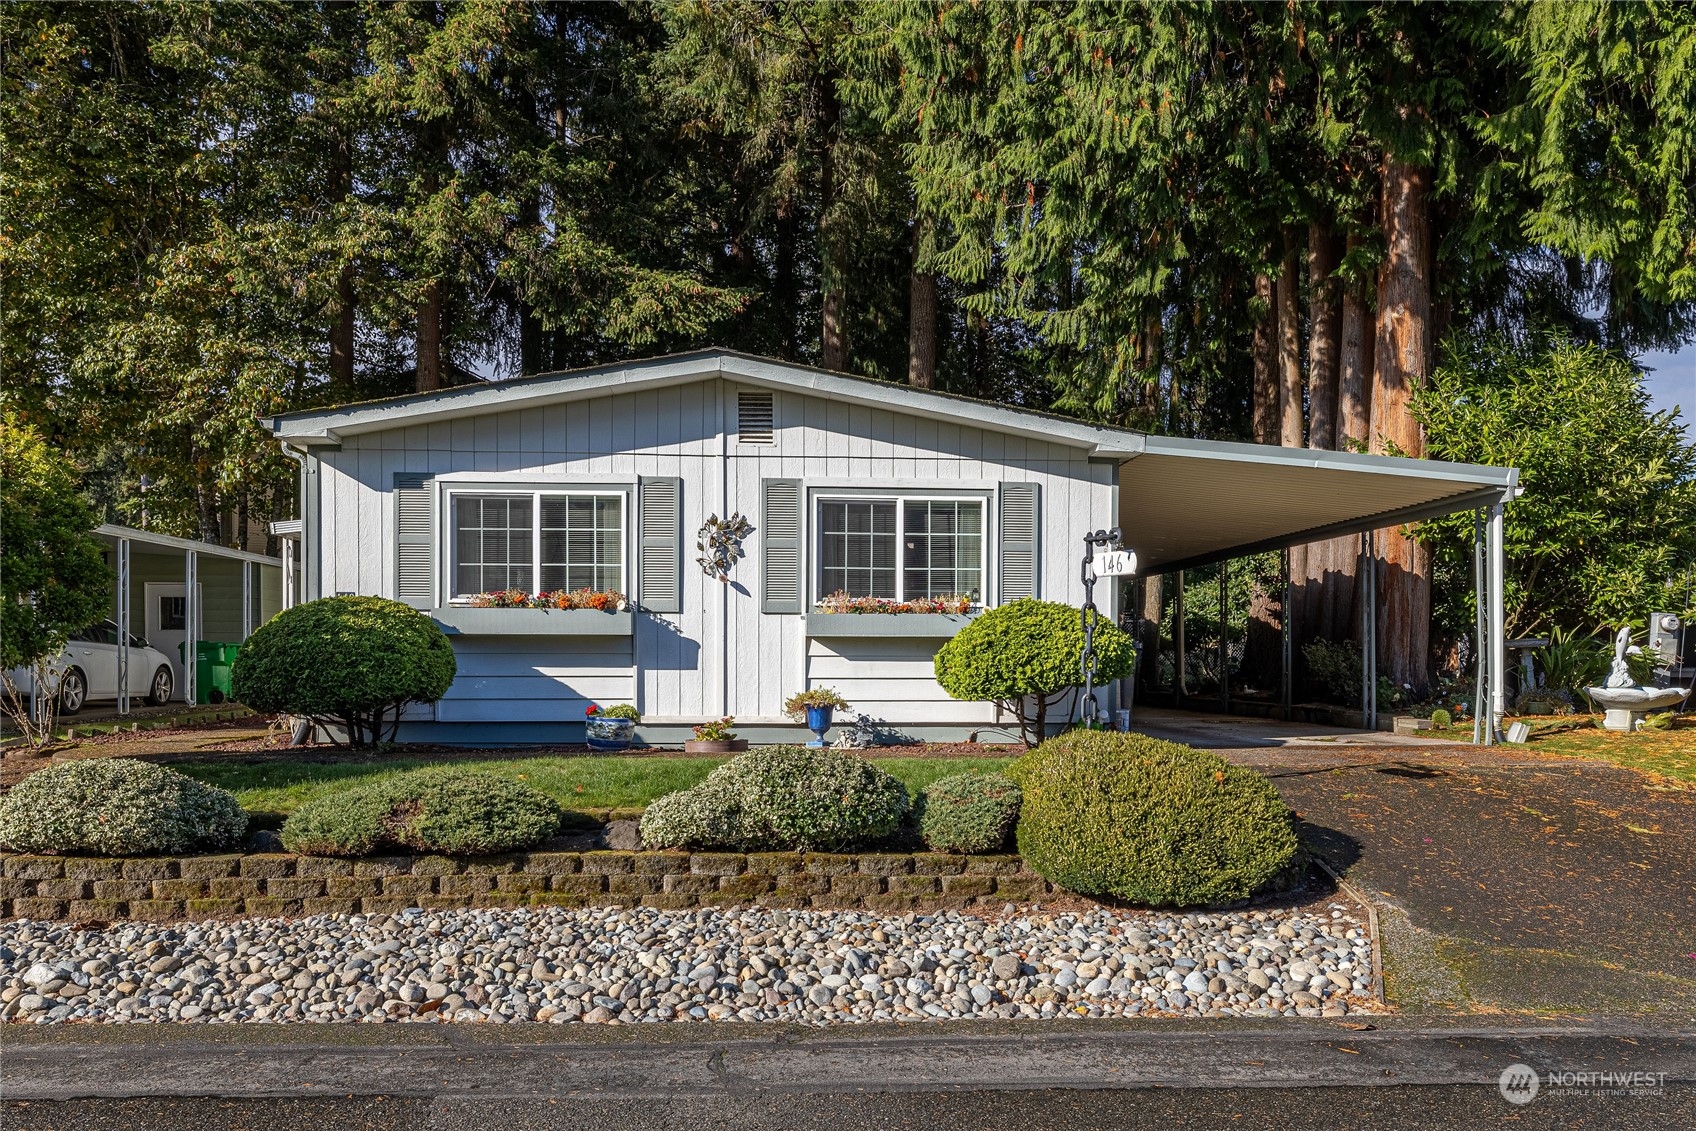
[{"left": 696, "top": 512, "right": 755, "bottom": 581}]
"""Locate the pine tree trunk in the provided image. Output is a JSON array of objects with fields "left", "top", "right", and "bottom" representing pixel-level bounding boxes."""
[
  {"left": 818, "top": 83, "right": 847, "bottom": 372},
  {"left": 907, "top": 213, "right": 937, "bottom": 388},
  {"left": 328, "top": 126, "right": 355, "bottom": 392},
  {"left": 1298, "top": 222, "right": 1343, "bottom": 646},
  {"left": 416, "top": 279, "right": 443, "bottom": 392},
  {"left": 1370, "top": 155, "right": 1434, "bottom": 694},
  {"left": 1276, "top": 229, "right": 1303, "bottom": 448},
  {"left": 1327, "top": 232, "right": 1375, "bottom": 645},
  {"left": 1251, "top": 271, "right": 1277, "bottom": 444},
  {"left": 775, "top": 204, "right": 798, "bottom": 360}
]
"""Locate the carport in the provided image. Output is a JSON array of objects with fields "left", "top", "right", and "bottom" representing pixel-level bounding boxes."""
[
  {"left": 96, "top": 524, "right": 286, "bottom": 710},
  {"left": 1101, "top": 435, "right": 1520, "bottom": 742}
]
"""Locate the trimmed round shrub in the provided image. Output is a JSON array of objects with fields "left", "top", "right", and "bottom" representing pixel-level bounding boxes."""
[
  {"left": 1008, "top": 730, "right": 1299, "bottom": 907},
  {"left": 1429, "top": 708, "right": 1453, "bottom": 729},
  {"left": 0, "top": 759, "right": 247, "bottom": 856},
  {"left": 916, "top": 772, "right": 1023, "bottom": 854},
  {"left": 281, "top": 767, "right": 560, "bottom": 856},
  {"left": 639, "top": 746, "right": 908, "bottom": 851},
  {"left": 232, "top": 596, "right": 457, "bottom": 746},
  {"left": 934, "top": 599, "right": 1135, "bottom": 746}
]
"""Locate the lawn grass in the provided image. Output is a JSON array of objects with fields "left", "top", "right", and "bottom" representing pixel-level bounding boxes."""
[
  {"left": 1427, "top": 714, "right": 1696, "bottom": 786},
  {"left": 178, "top": 753, "right": 1014, "bottom": 824}
]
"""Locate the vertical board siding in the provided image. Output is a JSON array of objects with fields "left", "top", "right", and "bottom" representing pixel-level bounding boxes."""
[{"left": 311, "top": 374, "right": 1114, "bottom": 728}]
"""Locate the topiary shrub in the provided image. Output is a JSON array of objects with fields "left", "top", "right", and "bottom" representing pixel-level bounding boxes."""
[
  {"left": 1008, "top": 730, "right": 1299, "bottom": 907},
  {"left": 0, "top": 759, "right": 247, "bottom": 855},
  {"left": 916, "top": 772, "right": 1022, "bottom": 854},
  {"left": 281, "top": 767, "right": 560, "bottom": 856},
  {"left": 232, "top": 596, "right": 457, "bottom": 746},
  {"left": 639, "top": 746, "right": 908, "bottom": 851},
  {"left": 934, "top": 599, "right": 1135, "bottom": 746},
  {"left": 1429, "top": 708, "right": 1453, "bottom": 729}
]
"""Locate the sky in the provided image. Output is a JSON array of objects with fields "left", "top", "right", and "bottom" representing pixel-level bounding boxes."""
[{"left": 1636, "top": 346, "right": 1695, "bottom": 443}]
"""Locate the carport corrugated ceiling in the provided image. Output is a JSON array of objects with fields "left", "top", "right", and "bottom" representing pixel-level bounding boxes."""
[{"left": 1119, "top": 441, "right": 1515, "bottom": 575}]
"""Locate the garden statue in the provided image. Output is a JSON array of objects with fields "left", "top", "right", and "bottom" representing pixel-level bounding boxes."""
[{"left": 1586, "top": 626, "right": 1690, "bottom": 731}]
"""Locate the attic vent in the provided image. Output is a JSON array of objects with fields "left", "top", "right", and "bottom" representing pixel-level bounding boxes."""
[{"left": 737, "top": 390, "right": 774, "bottom": 444}]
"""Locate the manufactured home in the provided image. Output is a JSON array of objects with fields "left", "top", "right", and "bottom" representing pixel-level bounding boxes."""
[{"left": 264, "top": 350, "right": 1518, "bottom": 744}]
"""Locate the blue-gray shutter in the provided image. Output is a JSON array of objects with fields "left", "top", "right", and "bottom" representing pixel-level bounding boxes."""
[
  {"left": 637, "top": 476, "right": 682, "bottom": 613},
  {"left": 394, "top": 473, "right": 435, "bottom": 609},
  {"left": 761, "top": 478, "right": 804, "bottom": 613},
  {"left": 998, "top": 482, "right": 1039, "bottom": 603}
]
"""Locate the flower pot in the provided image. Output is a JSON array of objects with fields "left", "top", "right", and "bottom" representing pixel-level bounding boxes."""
[
  {"left": 684, "top": 738, "right": 748, "bottom": 754},
  {"left": 804, "top": 705, "right": 834, "bottom": 748},
  {"left": 585, "top": 716, "right": 636, "bottom": 751}
]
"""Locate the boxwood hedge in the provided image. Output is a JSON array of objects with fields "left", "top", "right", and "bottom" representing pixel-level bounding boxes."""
[
  {"left": 0, "top": 759, "right": 247, "bottom": 856},
  {"left": 1008, "top": 730, "right": 1299, "bottom": 907},
  {"left": 280, "top": 767, "right": 560, "bottom": 856}
]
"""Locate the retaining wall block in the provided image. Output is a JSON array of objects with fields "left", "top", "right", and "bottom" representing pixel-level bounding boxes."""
[
  {"left": 60, "top": 858, "right": 124, "bottom": 881},
  {"left": 803, "top": 854, "right": 855, "bottom": 876},
  {"left": 856, "top": 855, "right": 915, "bottom": 876},
  {"left": 828, "top": 875, "right": 885, "bottom": 898},
  {"left": 964, "top": 855, "right": 1022, "bottom": 876},
  {"left": 912, "top": 854, "right": 967, "bottom": 875},
  {"left": 34, "top": 879, "right": 90, "bottom": 900},
  {"left": 151, "top": 879, "right": 207, "bottom": 901},
  {"left": 14, "top": 898, "right": 67, "bottom": 919},
  {"left": 352, "top": 857, "right": 413, "bottom": 878},
  {"left": 178, "top": 855, "right": 243, "bottom": 881},
  {"left": 93, "top": 880, "right": 155, "bottom": 902},
  {"left": 186, "top": 898, "right": 245, "bottom": 917},
  {"left": 68, "top": 899, "right": 127, "bottom": 921},
  {"left": 295, "top": 857, "right": 354, "bottom": 877},
  {"left": 410, "top": 856, "right": 462, "bottom": 877},
  {"left": 521, "top": 853, "right": 581, "bottom": 875},
  {"left": 437, "top": 874, "right": 495, "bottom": 896},
  {"left": 939, "top": 874, "right": 995, "bottom": 899},
  {"left": 208, "top": 878, "right": 265, "bottom": 899},
  {"left": 237, "top": 854, "right": 296, "bottom": 879},
  {"left": 265, "top": 877, "right": 327, "bottom": 900},
  {"left": 5, "top": 856, "right": 65, "bottom": 880},
  {"left": 689, "top": 853, "right": 746, "bottom": 876},
  {"left": 122, "top": 859, "right": 179, "bottom": 880},
  {"left": 581, "top": 852, "right": 635, "bottom": 875}
]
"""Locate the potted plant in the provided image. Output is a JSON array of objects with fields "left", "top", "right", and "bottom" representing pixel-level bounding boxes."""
[
  {"left": 585, "top": 703, "right": 640, "bottom": 751},
  {"left": 684, "top": 716, "right": 747, "bottom": 754},
  {"left": 784, "top": 688, "right": 851, "bottom": 748}
]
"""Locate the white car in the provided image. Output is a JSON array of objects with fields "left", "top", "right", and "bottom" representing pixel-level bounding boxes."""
[{"left": 7, "top": 620, "right": 177, "bottom": 715}]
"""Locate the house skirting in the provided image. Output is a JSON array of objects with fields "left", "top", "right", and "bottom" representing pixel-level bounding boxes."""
[{"left": 390, "top": 721, "right": 1033, "bottom": 747}]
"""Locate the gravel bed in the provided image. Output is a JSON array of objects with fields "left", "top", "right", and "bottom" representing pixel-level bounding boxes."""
[{"left": 0, "top": 903, "right": 1379, "bottom": 1025}]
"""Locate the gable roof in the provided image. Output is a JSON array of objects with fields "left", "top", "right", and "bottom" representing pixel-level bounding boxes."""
[
  {"left": 264, "top": 348, "right": 1134, "bottom": 453},
  {"left": 264, "top": 348, "right": 1519, "bottom": 572}
]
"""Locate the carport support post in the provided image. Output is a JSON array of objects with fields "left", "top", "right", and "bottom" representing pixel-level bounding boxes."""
[
  {"left": 1174, "top": 571, "right": 1187, "bottom": 704},
  {"left": 1488, "top": 498, "right": 1507, "bottom": 742},
  {"left": 241, "top": 560, "right": 253, "bottom": 638},
  {"left": 281, "top": 536, "right": 296, "bottom": 609},
  {"left": 1218, "top": 560, "right": 1230, "bottom": 710},
  {"left": 184, "top": 550, "right": 197, "bottom": 707},
  {"left": 116, "top": 537, "right": 130, "bottom": 716},
  {"left": 1280, "top": 549, "right": 1292, "bottom": 720},
  {"left": 1361, "top": 530, "right": 1377, "bottom": 730},
  {"left": 1473, "top": 510, "right": 1488, "bottom": 745}
]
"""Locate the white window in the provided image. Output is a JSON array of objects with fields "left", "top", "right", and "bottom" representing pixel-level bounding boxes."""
[
  {"left": 817, "top": 497, "right": 984, "bottom": 602},
  {"left": 450, "top": 491, "right": 623, "bottom": 598}
]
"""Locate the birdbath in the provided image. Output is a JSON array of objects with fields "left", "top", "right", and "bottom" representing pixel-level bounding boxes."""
[{"left": 1587, "top": 627, "right": 1691, "bottom": 731}]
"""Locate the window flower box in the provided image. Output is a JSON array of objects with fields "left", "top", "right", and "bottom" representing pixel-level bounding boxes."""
[
  {"left": 803, "top": 612, "right": 978, "bottom": 639},
  {"left": 429, "top": 607, "right": 634, "bottom": 636}
]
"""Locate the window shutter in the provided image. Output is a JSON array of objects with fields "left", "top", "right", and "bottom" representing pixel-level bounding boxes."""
[
  {"left": 637, "top": 476, "right": 682, "bottom": 613},
  {"left": 394, "top": 473, "right": 435, "bottom": 609},
  {"left": 761, "top": 478, "right": 803, "bottom": 613},
  {"left": 998, "top": 482, "right": 1039, "bottom": 603}
]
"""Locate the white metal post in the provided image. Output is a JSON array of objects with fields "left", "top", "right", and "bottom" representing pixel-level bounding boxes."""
[
  {"left": 282, "top": 537, "right": 296, "bottom": 609},
  {"left": 241, "top": 560, "right": 253, "bottom": 638},
  {"left": 1488, "top": 499, "right": 1507, "bottom": 741},
  {"left": 116, "top": 537, "right": 131, "bottom": 715},
  {"left": 184, "top": 550, "right": 198, "bottom": 706}
]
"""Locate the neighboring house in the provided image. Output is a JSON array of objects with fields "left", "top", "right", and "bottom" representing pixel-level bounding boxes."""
[{"left": 264, "top": 350, "right": 1518, "bottom": 744}]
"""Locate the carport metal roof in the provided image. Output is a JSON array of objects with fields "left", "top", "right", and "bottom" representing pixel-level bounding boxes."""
[{"left": 1112, "top": 436, "right": 1518, "bottom": 575}]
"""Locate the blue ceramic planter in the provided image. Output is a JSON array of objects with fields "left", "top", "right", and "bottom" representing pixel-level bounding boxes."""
[
  {"left": 805, "top": 705, "right": 834, "bottom": 747},
  {"left": 585, "top": 716, "right": 636, "bottom": 751}
]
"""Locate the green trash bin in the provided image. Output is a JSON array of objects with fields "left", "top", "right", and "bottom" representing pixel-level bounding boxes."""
[{"left": 178, "top": 641, "right": 240, "bottom": 705}]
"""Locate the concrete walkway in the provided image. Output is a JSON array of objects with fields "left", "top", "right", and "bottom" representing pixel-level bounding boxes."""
[{"left": 1128, "top": 706, "right": 1458, "bottom": 750}]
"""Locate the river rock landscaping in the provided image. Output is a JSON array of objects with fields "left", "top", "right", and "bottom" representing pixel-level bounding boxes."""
[{"left": 0, "top": 901, "right": 1379, "bottom": 1025}]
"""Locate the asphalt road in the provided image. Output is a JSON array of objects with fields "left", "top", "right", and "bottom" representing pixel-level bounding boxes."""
[{"left": 9, "top": 1086, "right": 1694, "bottom": 1131}]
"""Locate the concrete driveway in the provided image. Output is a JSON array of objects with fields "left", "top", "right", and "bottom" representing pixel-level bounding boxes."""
[{"left": 1129, "top": 706, "right": 1457, "bottom": 749}]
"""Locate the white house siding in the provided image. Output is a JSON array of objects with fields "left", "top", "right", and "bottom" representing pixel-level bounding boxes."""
[{"left": 307, "top": 374, "right": 1117, "bottom": 738}]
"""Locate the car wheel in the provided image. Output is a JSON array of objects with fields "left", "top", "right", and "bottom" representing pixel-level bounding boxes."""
[
  {"left": 59, "top": 668, "right": 86, "bottom": 716},
  {"left": 149, "top": 665, "right": 173, "bottom": 707}
]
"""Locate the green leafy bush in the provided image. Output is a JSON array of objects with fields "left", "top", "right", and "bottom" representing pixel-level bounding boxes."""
[
  {"left": 231, "top": 596, "right": 457, "bottom": 746},
  {"left": 281, "top": 767, "right": 560, "bottom": 856},
  {"left": 0, "top": 759, "right": 247, "bottom": 855},
  {"left": 1302, "top": 638, "right": 1362, "bottom": 704},
  {"left": 1429, "top": 708, "right": 1453, "bottom": 728},
  {"left": 640, "top": 746, "right": 908, "bottom": 851},
  {"left": 934, "top": 599, "right": 1135, "bottom": 746},
  {"left": 916, "top": 772, "right": 1022, "bottom": 854},
  {"left": 1008, "top": 730, "right": 1299, "bottom": 907}
]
